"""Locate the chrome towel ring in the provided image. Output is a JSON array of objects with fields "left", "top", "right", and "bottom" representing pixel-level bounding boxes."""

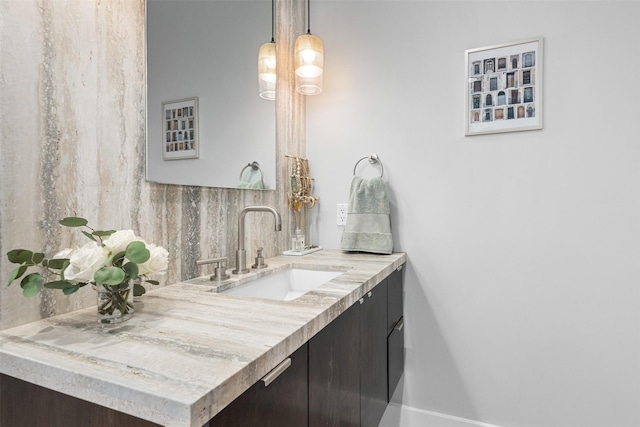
[
  {"left": 238, "top": 161, "right": 265, "bottom": 189},
  {"left": 353, "top": 153, "right": 384, "bottom": 177},
  {"left": 239, "top": 161, "right": 263, "bottom": 179}
]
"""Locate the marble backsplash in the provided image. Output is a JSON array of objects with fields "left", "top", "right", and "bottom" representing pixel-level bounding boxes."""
[{"left": 0, "top": 0, "right": 302, "bottom": 330}]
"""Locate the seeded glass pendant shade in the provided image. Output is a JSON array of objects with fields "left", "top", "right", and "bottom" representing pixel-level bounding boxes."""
[
  {"left": 258, "top": 0, "right": 276, "bottom": 100},
  {"left": 295, "top": 33, "right": 323, "bottom": 95},
  {"left": 258, "top": 41, "right": 276, "bottom": 100},
  {"left": 295, "top": 0, "right": 323, "bottom": 95}
]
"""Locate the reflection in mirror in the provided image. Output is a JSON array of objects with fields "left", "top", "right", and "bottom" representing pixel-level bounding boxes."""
[{"left": 147, "top": 0, "right": 276, "bottom": 190}]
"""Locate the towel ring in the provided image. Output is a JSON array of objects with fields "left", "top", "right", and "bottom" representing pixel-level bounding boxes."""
[
  {"left": 353, "top": 153, "right": 384, "bottom": 177},
  {"left": 239, "top": 161, "right": 263, "bottom": 180}
]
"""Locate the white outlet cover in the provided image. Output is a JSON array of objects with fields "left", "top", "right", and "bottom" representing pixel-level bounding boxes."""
[{"left": 337, "top": 203, "right": 348, "bottom": 226}]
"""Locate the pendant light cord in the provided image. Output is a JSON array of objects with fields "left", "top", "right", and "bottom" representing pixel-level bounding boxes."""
[
  {"left": 306, "top": 0, "right": 311, "bottom": 34},
  {"left": 271, "top": 0, "right": 275, "bottom": 43}
]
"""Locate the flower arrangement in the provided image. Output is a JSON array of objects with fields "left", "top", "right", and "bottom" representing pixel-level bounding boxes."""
[{"left": 6, "top": 217, "right": 168, "bottom": 306}]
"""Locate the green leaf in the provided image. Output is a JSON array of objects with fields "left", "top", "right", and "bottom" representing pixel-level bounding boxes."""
[
  {"left": 133, "top": 283, "right": 146, "bottom": 297},
  {"left": 111, "top": 251, "right": 126, "bottom": 266},
  {"left": 7, "top": 249, "right": 34, "bottom": 264},
  {"left": 33, "top": 252, "right": 45, "bottom": 264},
  {"left": 8, "top": 265, "right": 28, "bottom": 285},
  {"left": 63, "top": 285, "right": 80, "bottom": 295},
  {"left": 125, "top": 241, "right": 150, "bottom": 264},
  {"left": 59, "top": 217, "right": 88, "bottom": 227},
  {"left": 145, "top": 280, "right": 160, "bottom": 286},
  {"left": 94, "top": 266, "right": 126, "bottom": 285},
  {"left": 20, "top": 273, "right": 42, "bottom": 297},
  {"left": 122, "top": 262, "right": 139, "bottom": 280},
  {"left": 46, "top": 258, "right": 69, "bottom": 270},
  {"left": 93, "top": 230, "right": 116, "bottom": 237},
  {"left": 44, "top": 280, "right": 74, "bottom": 289},
  {"left": 82, "top": 231, "right": 97, "bottom": 242}
]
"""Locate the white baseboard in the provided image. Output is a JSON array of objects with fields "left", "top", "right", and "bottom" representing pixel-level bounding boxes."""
[{"left": 379, "top": 403, "right": 504, "bottom": 427}]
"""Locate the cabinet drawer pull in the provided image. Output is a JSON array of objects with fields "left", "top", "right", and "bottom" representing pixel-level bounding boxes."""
[
  {"left": 261, "top": 357, "right": 291, "bottom": 387},
  {"left": 367, "top": 291, "right": 372, "bottom": 298},
  {"left": 359, "top": 298, "right": 364, "bottom": 304},
  {"left": 396, "top": 265, "right": 403, "bottom": 272},
  {"left": 394, "top": 319, "right": 404, "bottom": 332}
]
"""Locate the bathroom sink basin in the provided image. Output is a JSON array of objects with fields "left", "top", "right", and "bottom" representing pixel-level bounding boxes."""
[{"left": 221, "top": 268, "right": 343, "bottom": 301}]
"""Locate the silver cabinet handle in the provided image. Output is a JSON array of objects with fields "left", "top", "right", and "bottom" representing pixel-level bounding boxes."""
[
  {"left": 261, "top": 357, "right": 291, "bottom": 387},
  {"left": 394, "top": 318, "right": 404, "bottom": 331},
  {"left": 396, "top": 265, "right": 403, "bottom": 272}
]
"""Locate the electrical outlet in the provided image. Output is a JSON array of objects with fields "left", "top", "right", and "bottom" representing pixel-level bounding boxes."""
[{"left": 337, "top": 203, "right": 348, "bottom": 226}]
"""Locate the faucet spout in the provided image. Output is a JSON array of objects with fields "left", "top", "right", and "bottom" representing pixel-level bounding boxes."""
[{"left": 232, "top": 205, "right": 282, "bottom": 274}]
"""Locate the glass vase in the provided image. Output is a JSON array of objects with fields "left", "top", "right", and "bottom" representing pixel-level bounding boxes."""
[
  {"left": 290, "top": 204, "right": 310, "bottom": 252},
  {"left": 94, "top": 281, "right": 135, "bottom": 325}
]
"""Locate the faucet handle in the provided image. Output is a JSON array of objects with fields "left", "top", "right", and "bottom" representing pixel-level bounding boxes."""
[
  {"left": 252, "top": 248, "right": 267, "bottom": 270},
  {"left": 196, "top": 257, "right": 226, "bottom": 266},
  {"left": 197, "top": 257, "right": 230, "bottom": 281}
]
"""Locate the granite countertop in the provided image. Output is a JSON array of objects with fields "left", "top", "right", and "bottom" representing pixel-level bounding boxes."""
[{"left": 0, "top": 249, "right": 406, "bottom": 427}]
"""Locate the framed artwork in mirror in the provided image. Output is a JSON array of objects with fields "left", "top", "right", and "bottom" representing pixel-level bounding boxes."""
[
  {"left": 465, "top": 37, "right": 543, "bottom": 136},
  {"left": 162, "top": 97, "right": 199, "bottom": 160}
]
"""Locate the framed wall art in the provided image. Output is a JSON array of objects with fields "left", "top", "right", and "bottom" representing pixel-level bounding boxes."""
[
  {"left": 162, "top": 97, "right": 199, "bottom": 160},
  {"left": 465, "top": 37, "right": 543, "bottom": 136}
]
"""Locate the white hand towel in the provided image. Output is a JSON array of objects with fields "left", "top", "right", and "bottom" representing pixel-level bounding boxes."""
[{"left": 340, "top": 176, "right": 393, "bottom": 254}]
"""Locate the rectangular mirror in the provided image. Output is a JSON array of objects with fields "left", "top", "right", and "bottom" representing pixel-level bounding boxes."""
[{"left": 146, "top": 0, "right": 276, "bottom": 190}]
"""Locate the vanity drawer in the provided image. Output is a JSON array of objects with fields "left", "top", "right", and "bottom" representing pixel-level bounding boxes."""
[
  {"left": 387, "top": 316, "right": 405, "bottom": 402},
  {"left": 387, "top": 265, "right": 404, "bottom": 335}
]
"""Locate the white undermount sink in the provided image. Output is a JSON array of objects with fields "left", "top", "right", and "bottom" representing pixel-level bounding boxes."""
[{"left": 221, "top": 268, "right": 344, "bottom": 301}]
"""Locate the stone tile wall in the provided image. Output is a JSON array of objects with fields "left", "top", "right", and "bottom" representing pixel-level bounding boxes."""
[{"left": 0, "top": 0, "right": 303, "bottom": 329}]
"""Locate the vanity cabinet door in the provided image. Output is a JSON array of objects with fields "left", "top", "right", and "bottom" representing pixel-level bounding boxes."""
[
  {"left": 0, "top": 374, "right": 160, "bottom": 427},
  {"left": 387, "top": 317, "right": 404, "bottom": 402},
  {"left": 308, "top": 300, "right": 361, "bottom": 427},
  {"left": 207, "top": 343, "right": 308, "bottom": 427},
  {"left": 360, "top": 280, "right": 389, "bottom": 427}
]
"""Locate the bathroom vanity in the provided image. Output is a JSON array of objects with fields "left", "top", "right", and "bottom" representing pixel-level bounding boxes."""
[{"left": 0, "top": 250, "right": 406, "bottom": 427}]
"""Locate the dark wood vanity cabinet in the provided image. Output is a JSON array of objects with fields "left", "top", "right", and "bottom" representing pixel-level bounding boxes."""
[
  {"left": 309, "top": 264, "right": 405, "bottom": 427},
  {"left": 208, "top": 343, "right": 308, "bottom": 427}
]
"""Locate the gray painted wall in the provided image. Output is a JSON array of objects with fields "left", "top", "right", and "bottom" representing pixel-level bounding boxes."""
[{"left": 307, "top": 1, "right": 640, "bottom": 426}]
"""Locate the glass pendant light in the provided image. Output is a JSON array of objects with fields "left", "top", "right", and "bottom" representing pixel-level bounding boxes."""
[
  {"left": 258, "top": 0, "right": 276, "bottom": 100},
  {"left": 295, "top": 0, "right": 323, "bottom": 95}
]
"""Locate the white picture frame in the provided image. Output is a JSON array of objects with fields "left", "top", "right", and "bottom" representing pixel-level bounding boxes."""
[
  {"left": 465, "top": 37, "right": 543, "bottom": 136},
  {"left": 162, "top": 97, "right": 199, "bottom": 160}
]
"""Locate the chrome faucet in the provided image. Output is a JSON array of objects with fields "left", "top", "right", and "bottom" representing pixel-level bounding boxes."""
[{"left": 232, "top": 205, "right": 282, "bottom": 274}]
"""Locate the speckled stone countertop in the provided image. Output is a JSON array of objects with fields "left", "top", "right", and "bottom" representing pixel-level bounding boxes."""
[{"left": 0, "top": 249, "right": 406, "bottom": 427}]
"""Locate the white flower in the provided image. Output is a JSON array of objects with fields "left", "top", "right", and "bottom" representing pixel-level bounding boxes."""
[
  {"left": 63, "top": 242, "right": 108, "bottom": 283},
  {"left": 103, "top": 230, "right": 139, "bottom": 255},
  {"left": 138, "top": 244, "right": 169, "bottom": 275},
  {"left": 53, "top": 247, "right": 74, "bottom": 260}
]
